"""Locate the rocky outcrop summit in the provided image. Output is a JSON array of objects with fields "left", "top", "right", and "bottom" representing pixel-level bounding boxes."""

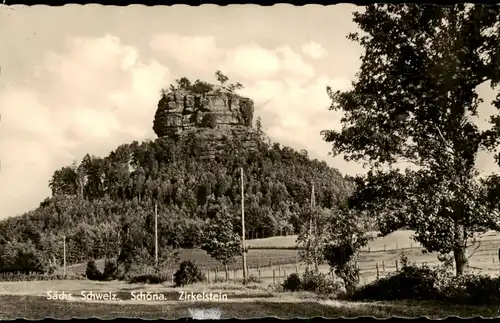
[
  {"left": 153, "top": 86, "right": 254, "bottom": 138},
  {"left": 153, "top": 85, "right": 260, "bottom": 160}
]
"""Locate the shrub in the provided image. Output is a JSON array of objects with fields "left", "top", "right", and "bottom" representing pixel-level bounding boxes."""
[
  {"left": 350, "top": 255, "right": 438, "bottom": 301},
  {"left": 102, "top": 259, "right": 118, "bottom": 281},
  {"left": 440, "top": 273, "right": 500, "bottom": 305},
  {"left": 282, "top": 273, "right": 301, "bottom": 292},
  {"left": 0, "top": 272, "right": 86, "bottom": 282},
  {"left": 243, "top": 274, "right": 261, "bottom": 285},
  {"left": 174, "top": 261, "right": 204, "bottom": 287},
  {"left": 300, "top": 269, "right": 340, "bottom": 295},
  {"left": 85, "top": 260, "right": 103, "bottom": 281},
  {"left": 129, "top": 274, "right": 167, "bottom": 284}
]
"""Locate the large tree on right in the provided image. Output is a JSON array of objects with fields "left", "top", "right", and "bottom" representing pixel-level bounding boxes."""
[{"left": 322, "top": 4, "right": 500, "bottom": 276}]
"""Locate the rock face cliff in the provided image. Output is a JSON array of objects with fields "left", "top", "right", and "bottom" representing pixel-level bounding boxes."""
[
  {"left": 153, "top": 86, "right": 254, "bottom": 138},
  {"left": 153, "top": 86, "right": 260, "bottom": 159}
]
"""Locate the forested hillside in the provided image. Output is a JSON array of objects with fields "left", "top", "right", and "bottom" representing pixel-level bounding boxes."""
[{"left": 0, "top": 74, "right": 351, "bottom": 274}]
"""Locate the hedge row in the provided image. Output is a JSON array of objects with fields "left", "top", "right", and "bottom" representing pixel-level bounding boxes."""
[{"left": 0, "top": 272, "right": 86, "bottom": 282}]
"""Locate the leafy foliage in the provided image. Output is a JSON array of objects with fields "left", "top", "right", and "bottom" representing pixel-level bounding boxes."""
[
  {"left": 102, "top": 259, "right": 119, "bottom": 281},
  {"left": 351, "top": 254, "right": 500, "bottom": 305},
  {"left": 438, "top": 273, "right": 500, "bottom": 305},
  {"left": 300, "top": 268, "right": 341, "bottom": 296},
  {"left": 173, "top": 260, "right": 205, "bottom": 287},
  {"left": 85, "top": 260, "right": 103, "bottom": 281},
  {"left": 128, "top": 273, "right": 168, "bottom": 284},
  {"left": 351, "top": 255, "right": 439, "bottom": 301},
  {"left": 282, "top": 273, "right": 302, "bottom": 292},
  {"left": 0, "top": 132, "right": 346, "bottom": 270},
  {"left": 296, "top": 207, "right": 332, "bottom": 270},
  {"left": 322, "top": 4, "right": 500, "bottom": 276},
  {"left": 201, "top": 202, "right": 242, "bottom": 279},
  {"left": 0, "top": 71, "right": 348, "bottom": 275},
  {"left": 0, "top": 240, "right": 47, "bottom": 274}
]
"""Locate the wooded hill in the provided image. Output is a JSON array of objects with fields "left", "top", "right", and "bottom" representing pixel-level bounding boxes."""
[{"left": 0, "top": 74, "right": 351, "bottom": 274}]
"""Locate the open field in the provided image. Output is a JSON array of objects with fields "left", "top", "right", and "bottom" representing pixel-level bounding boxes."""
[
  {"left": 60, "top": 229, "right": 500, "bottom": 286},
  {"left": 0, "top": 280, "right": 499, "bottom": 319},
  {"left": 8, "top": 229, "right": 500, "bottom": 319}
]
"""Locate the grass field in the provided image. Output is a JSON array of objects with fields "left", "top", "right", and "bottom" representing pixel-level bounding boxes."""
[
  {"left": 0, "top": 280, "right": 499, "bottom": 319},
  {"left": 6, "top": 229, "right": 500, "bottom": 319},
  {"left": 63, "top": 229, "right": 500, "bottom": 286}
]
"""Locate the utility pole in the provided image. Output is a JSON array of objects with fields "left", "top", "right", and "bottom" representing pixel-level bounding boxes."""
[
  {"left": 241, "top": 167, "right": 248, "bottom": 281},
  {"left": 311, "top": 184, "right": 317, "bottom": 270},
  {"left": 307, "top": 184, "right": 316, "bottom": 271},
  {"left": 63, "top": 235, "right": 66, "bottom": 276},
  {"left": 307, "top": 184, "right": 314, "bottom": 270},
  {"left": 155, "top": 203, "right": 158, "bottom": 266}
]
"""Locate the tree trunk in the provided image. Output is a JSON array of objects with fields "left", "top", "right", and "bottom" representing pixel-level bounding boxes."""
[
  {"left": 453, "top": 222, "right": 467, "bottom": 276},
  {"left": 224, "top": 264, "right": 229, "bottom": 282},
  {"left": 453, "top": 247, "right": 467, "bottom": 276}
]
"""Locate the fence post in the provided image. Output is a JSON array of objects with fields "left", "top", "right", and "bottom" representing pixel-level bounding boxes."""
[
  {"left": 258, "top": 269, "right": 261, "bottom": 280},
  {"left": 257, "top": 262, "right": 260, "bottom": 271},
  {"left": 279, "top": 265, "right": 282, "bottom": 278},
  {"left": 295, "top": 264, "right": 298, "bottom": 273},
  {"left": 376, "top": 263, "right": 379, "bottom": 279},
  {"left": 368, "top": 247, "right": 371, "bottom": 253},
  {"left": 207, "top": 270, "right": 211, "bottom": 284},
  {"left": 395, "top": 260, "right": 398, "bottom": 272},
  {"left": 273, "top": 269, "right": 276, "bottom": 286},
  {"left": 382, "top": 261, "right": 385, "bottom": 273}
]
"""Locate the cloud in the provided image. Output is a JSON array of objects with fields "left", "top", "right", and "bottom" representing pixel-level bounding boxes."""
[
  {"left": 222, "top": 43, "right": 282, "bottom": 80},
  {"left": 0, "top": 34, "right": 171, "bottom": 217},
  {"left": 1, "top": 32, "right": 352, "bottom": 219},
  {"left": 150, "top": 33, "right": 315, "bottom": 81},
  {"left": 149, "top": 34, "right": 220, "bottom": 72},
  {"left": 239, "top": 76, "right": 350, "bottom": 159},
  {"left": 302, "top": 41, "right": 327, "bottom": 59}
]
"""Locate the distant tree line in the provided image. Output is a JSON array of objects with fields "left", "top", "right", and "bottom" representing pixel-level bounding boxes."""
[{"left": 0, "top": 119, "right": 351, "bottom": 274}]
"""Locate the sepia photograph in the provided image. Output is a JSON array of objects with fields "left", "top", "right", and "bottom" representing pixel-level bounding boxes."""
[{"left": 1, "top": 3, "right": 500, "bottom": 319}]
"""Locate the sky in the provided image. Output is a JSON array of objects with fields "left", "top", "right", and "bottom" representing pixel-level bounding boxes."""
[{"left": 0, "top": 4, "right": 499, "bottom": 220}]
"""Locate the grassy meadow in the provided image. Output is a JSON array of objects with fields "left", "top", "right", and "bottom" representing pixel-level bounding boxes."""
[
  {"left": 62, "top": 229, "right": 500, "bottom": 285},
  {"left": 4, "top": 229, "right": 500, "bottom": 319},
  {"left": 1, "top": 279, "right": 499, "bottom": 319}
]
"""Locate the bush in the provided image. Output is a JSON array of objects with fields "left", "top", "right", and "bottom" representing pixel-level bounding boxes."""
[
  {"left": 282, "top": 273, "right": 301, "bottom": 292},
  {"left": 300, "top": 269, "right": 340, "bottom": 295},
  {"left": 439, "top": 273, "right": 500, "bottom": 305},
  {"left": 174, "top": 261, "right": 204, "bottom": 287},
  {"left": 350, "top": 255, "right": 438, "bottom": 301},
  {"left": 243, "top": 274, "right": 261, "bottom": 284},
  {"left": 85, "top": 260, "right": 103, "bottom": 281},
  {"left": 0, "top": 272, "right": 86, "bottom": 282},
  {"left": 129, "top": 274, "right": 167, "bottom": 284},
  {"left": 102, "top": 259, "right": 118, "bottom": 281}
]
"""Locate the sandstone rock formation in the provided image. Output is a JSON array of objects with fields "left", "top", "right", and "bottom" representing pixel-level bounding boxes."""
[
  {"left": 181, "top": 126, "right": 261, "bottom": 161},
  {"left": 153, "top": 86, "right": 254, "bottom": 138},
  {"left": 152, "top": 85, "right": 260, "bottom": 160}
]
